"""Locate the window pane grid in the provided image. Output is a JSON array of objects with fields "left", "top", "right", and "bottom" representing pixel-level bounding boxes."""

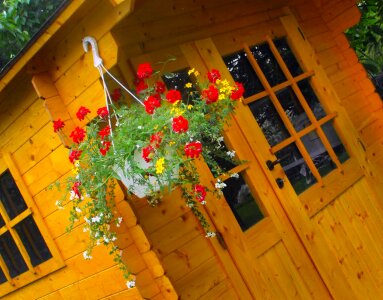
[
  {"left": 266, "top": 36, "right": 343, "bottom": 171},
  {"left": 243, "top": 42, "right": 323, "bottom": 185}
]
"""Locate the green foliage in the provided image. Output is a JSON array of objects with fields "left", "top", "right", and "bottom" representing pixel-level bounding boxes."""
[
  {"left": 346, "top": 0, "right": 383, "bottom": 74},
  {"left": 0, "top": 0, "right": 65, "bottom": 70}
]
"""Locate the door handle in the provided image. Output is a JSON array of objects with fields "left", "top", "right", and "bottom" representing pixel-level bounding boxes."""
[{"left": 266, "top": 153, "right": 291, "bottom": 171}]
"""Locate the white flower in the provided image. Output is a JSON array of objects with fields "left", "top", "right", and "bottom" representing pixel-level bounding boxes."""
[
  {"left": 84, "top": 217, "right": 90, "bottom": 224},
  {"left": 103, "top": 235, "right": 110, "bottom": 244},
  {"left": 217, "top": 136, "right": 224, "bottom": 143},
  {"left": 205, "top": 231, "right": 216, "bottom": 238},
  {"left": 127, "top": 280, "right": 136, "bottom": 289},
  {"left": 69, "top": 191, "right": 76, "bottom": 201},
  {"left": 230, "top": 173, "right": 239, "bottom": 179},
  {"left": 200, "top": 200, "right": 206, "bottom": 205},
  {"left": 118, "top": 217, "right": 123, "bottom": 224},
  {"left": 83, "top": 227, "right": 89, "bottom": 232},
  {"left": 112, "top": 236, "right": 117, "bottom": 242},
  {"left": 91, "top": 216, "right": 101, "bottom": 223},
  {"left": 83, "top": 251, "right": 92, "bottom": 260},
  {"left": 75, "top": 207, "right": 82, "bottom": 213},
  {"left": 137, "top": 126, "right": 143, "bottom": 129},
  {"left": 226, "top": 150, "right": 236, "bottom": 158},
  {"left": 215, "top": 179, "right": 227, "bottom": 189},
  {"left": 96, "top": 240, "right": 101, "bottom": 246},
  {"left": 55, "top": 200, "right": 64, "bottom": 210}
]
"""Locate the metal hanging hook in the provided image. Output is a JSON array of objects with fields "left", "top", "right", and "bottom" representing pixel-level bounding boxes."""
[{"left": 82, "top": 36, "right": 103, "bottom": 67}]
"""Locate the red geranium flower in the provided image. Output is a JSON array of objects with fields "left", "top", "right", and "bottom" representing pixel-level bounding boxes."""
[
  {"left": 202, "top": 85, "right": 219, "bottom": 104},
  {"left": 150, "top": 132, "right": 163, "bottom": 148},
  {"left": 72, "top": 181, "right": 81, "bottom": 198},
  {"left": 135, "top": 78, "right": 148, "bottom": 94},
  {"left": 137, "top": 63, "right": 153, "bottom": 79},
  {"left": 97, "top": 106, "right": 109, "bottom": 119},
  {"left": 100, "top": 141, "right": 111, "bottom": 156},
  {"left": 207, "top": 69, "right": 221, "bottom": 83},
  {"left": 98, "top": 125, "right": 111, "bottom": 140},
  {"left": 155, "top": 81, "right": 166, "bottom": 94},
  {"left": 194, "top": 184, "right": 207, "bottom": 202},
  {"left": 76, "top": 106, "right": 91, "bottom": 121},
  {"left": 231, "top": 82, "right": 245, "bottom": 100},
  {"left": 142, "top": 145, "right": 155, "bottom": 163},
  {"left": 172, "top": 116, "right": 189, "bottom": 133},
  {"left": 69, "top": 149, "right": 82, "bottom": 164},
  {"left": 184, "top": 141, "right": 202, "bottom": 158},
  {"left": 70, "top": 127, "right": 86, "bottom": 144},
  {"left": 166, "top": 89, "right": 182, "bottom": 103},
  {"left": 53, "top": 119, "right": 65, "bottom": 132},
  {"left": 111, "top": 88, "right": 122, "bottom": 101},
  {"left": 144, "top": 95, "right": 161, "bottom": 114}
]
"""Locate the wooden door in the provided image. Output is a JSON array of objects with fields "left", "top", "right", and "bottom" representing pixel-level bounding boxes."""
[{"left": 180, "top": 14, "right": 382, "bottom": 300}]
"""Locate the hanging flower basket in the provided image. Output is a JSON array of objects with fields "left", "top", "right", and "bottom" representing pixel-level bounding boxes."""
[{"left": 52, "top": 37, "right": 244, "bottom": 286}]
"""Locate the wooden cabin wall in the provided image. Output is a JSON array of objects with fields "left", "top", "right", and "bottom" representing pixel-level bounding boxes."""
[
  {"left": 112, "top": 0, "right": 383, "bottom": 298},
  {"left": 0, "top": 1, "right": 176, "bottom": 299}
]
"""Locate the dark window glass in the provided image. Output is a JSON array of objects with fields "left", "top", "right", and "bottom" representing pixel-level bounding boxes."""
[
  {"left": 248, "top": 97, "right": 290, "bottom": 146},
  {"left": 250, "top": 42, "right": 286, "bottom": 86},
  {"left": 14, "top": 216, "right": 52, "bottom": 267},
  {"left": 221, "top": 173, "right": 263, "bottom": 231},
  {"left": 223, "top": 51, "right": 264, "bottom": 97},
  {"left": 203, "top": 139, "right": 237, "bottom": 175},
  {"left": 0, "top": 170, "right": 27, "bottom": 219},
  {"left": 321, "top": 121, "right": 349, "bottom": 163},
  {"left": 301, "top": 131, "right": 336, "bottom": 177},
  {"left": 298, "top": 79, "right": 327, "bottom": 120},
  {"left": 275, "top": 143, "right": 317, "bottom": 194},
  {"left": 275, "top": 86, "right": 311, "bottom": 132},
  {"left": 162, "top": 68, "right": 196, "bottom": 103},
  {"left": 0, "top": 268, "right": 6, "bottom": 284},
  {"left": 0, "top": 215, "right": 5, "bottom": 228},
  {"left": 274, "top": 38, "right": 303, "bottom": 77},
  {"left": 0, "top": 231, "right": 28, "bottom": 278}
]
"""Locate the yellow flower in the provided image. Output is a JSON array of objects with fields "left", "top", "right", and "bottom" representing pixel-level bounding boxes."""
[
  {"left": 194, "top": 71, "right": 200, "bottom": 77},
  {"left": 155, "top": 157, "right": 165, "bottom": 174},
  {"left": 188, "top": 68, "right": 195, "bottom": 75},
  {"left": 169, "top": 141, "right": 175, "bottom": 146},
  {"left": 218, "top": 94, "right": 225, "bottom": 100},
  {"left": 185, "top": 82, "right": 192, "bottom": 88},
  {"left": 187, "top": 104, "right": 193, "bottom": 110},
  {"left": 171, "top": 107, "right": 184, "bottom": 116},
  {"left": 172, "top": 100, "right": 180, "bottom": 106}
]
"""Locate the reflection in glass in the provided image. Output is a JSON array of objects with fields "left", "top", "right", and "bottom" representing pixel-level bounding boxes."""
[
  {"left": 223, "top": 51, "right": 264, "bottom": 98},
  {"left": 221, "top": 173, "right": 263, "bottom": 231},
  {"left": 298, "top": 79, "right": 327, "bottom": 120},
  {"left": 0, "top": 231, "right": 28, "bottom": 278},
  {"left": 275, "top": 143, "right": 317, "bottom": 194},
  {"left": 162, "top": 68, "right": 195, "bottom": 103},
  {"left": 250, "top": 42, "right": 286, "bottom": 86},
  {"left": 301, "top": 131, "right": 336, "bottom": 177},
  {"left": 274, "top": 38, "right": 303, "bottom": 77},
  {"left": 0, "top": 170, "right": 27, "bottom": 219},
  {"left": 14, "top": 216, "right": 52, "bottom": 267},
  {"left": 275, "top": 87, "right": 310, "bottom": 131},
  {"left": 248, "top": 97, "right": 290, "bottom": 146},
  {"left": 321, "top": 121, "right": 349, "bottom": 163}
]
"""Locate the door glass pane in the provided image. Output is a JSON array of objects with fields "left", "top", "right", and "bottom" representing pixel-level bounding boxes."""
[
  {"left": 221, "top": 173, "right": 263, "bottom": 231},
  {"left": 14, "top": 216, "right": 52, "bottom": 267},
  {"left": 275, "top": 143, "right": 317, "bottom": 194},
  {"left": 0, "top": 268, "right": 6, "bottom": 284},
  {"left": 0, "top": 215, "right": 5, "bottom": 228},
  {"left": 223, "top": 50, "right": 264, "bottom": 97},
  {"left": 0, "top": 231, "right": 28, "bottom": 278},
  {"left": 250, "top": 42, "right": 286, "bottom": 86},
  {"left": 275, "top": 86, "right": 311, "bottom": 131},
  {"left": 298, "top": 79, "right": 327, "bottom": 120},
  {"left": 274, "top": 38, "right": 303, "bottom": 77},
  {"left": 322, "top": 121, "right": 349, "bottom": 163},
  {"left": 248, "top": 97, "right": 290, "bottom": 146},
  {"left": 0, "top": 170, "right": 27, "bottom": 219},
  {"left": 301, "top": 131, "right": 336, "bottom": 177}
]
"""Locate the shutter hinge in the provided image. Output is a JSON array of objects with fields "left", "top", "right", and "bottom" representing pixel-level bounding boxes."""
[
  {"left": 216, "top": 231, "right": 228, "bottom": 250},
  {"left": 298, "top": 27, "right": 306, "bottom": 40}
]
